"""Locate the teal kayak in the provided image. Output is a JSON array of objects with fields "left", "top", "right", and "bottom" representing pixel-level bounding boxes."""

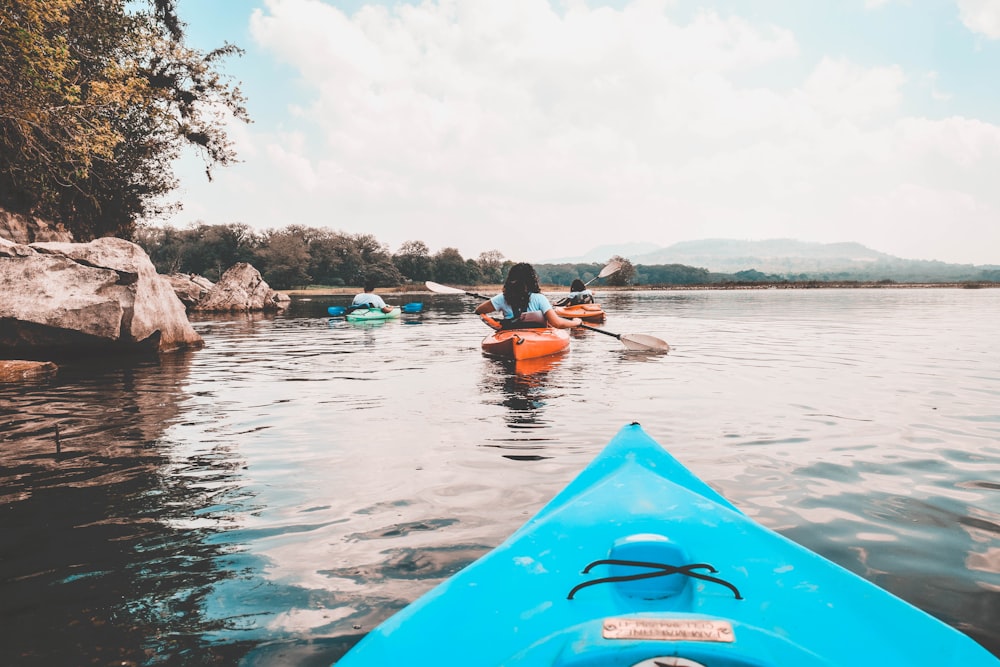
[
  {"left": 344, "top": 306, "right": 401, "bottom": 321},
  {"left": 329, "top": 302, "right": 422, "bottom": 317},
  {"left": 336, "top": 423, "right": 998, "bottom": 666}
]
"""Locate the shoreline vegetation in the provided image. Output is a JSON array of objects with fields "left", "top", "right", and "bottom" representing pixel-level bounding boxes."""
[
  {"left": 283, "top": 281, "right": 1000, "bottom": 297},
  {"left": 129, "top": 223, "right": 1000, "bottom": 293}
]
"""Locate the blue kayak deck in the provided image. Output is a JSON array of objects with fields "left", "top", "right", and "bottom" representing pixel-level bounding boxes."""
[{"left": 336, "top": 423, "right": 999, "bottom": 666}]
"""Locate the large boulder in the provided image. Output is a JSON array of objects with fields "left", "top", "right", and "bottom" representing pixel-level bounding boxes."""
[
  {"left": 193, "top": 262, "right": 290, "bottom": 312},
  {"left": 0, "top": 208, "right": 73, "bottom": 244},
  {"left": 0, "top": 236, "right": 203, "bottom": 356},
  {"left": 166, "top": 273, "right": 215, "bottom": 310}
]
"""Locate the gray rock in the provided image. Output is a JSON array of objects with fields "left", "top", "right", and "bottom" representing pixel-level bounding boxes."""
[
  {"left": 0, "top": 237, "right": 203, "bottom": 355},
  {"left": 193, "top": 262, "right": 289, "bottom": 312},
  {"left": 166, "top": 273, "right": 214, "bottom": 309},
  {"left": 190, "top": 274, "right": 215, "bottom": 291}
]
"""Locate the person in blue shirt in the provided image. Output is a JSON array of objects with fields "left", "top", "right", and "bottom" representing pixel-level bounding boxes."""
[
  {"left": 555, "top": 278, "right": 595, "bottom": 306},
  {"left": 475, "top": 263, "right": 582, "bottom": 329},
  {"left": 352, "top": 279, "right": 395, "bottom": 313}
]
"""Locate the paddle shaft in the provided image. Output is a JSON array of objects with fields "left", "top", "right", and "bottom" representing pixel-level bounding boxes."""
[{"left": 580, "top": 323, "right": 621, "bottom": 340}]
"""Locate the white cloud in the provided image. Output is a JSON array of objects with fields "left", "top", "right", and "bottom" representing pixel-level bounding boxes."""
[
  {"left": 801, "top": 57, "right": 905, "bottom": 121},
  {"left": 171, "top": 0, "right": 1000, "bottom": 265},
  {"left": 845, "top": 184, "right": 998, "bottom": 264},
  {"left": 244, "top": 0, "right": 803, "bottom": 253},
  {"left": 955, "top": 0, "right": 1000, "bottom": 38}
]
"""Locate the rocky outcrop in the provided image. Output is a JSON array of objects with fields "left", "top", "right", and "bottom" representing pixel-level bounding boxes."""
[
  {"left": 193, "top": 262, "right": 290, "bottom": 312},
  {"left": 0, "top": 208, "right": 73, "bottom": 244},
  {"left": 166, "top": 273, "right": 215, "bottom": 310},
  {"left": 0, "top": 236, "right": 203, "bottom": 356},
  {"left": 190, "top": 274, "right": 214, "bottom": 292}
]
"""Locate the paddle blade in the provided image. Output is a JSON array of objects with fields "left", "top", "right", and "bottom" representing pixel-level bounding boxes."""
[
  {"left": 425, "top": 281, "right": 466, "bottom": 294},
  {"left": 401, "top": 302, "right": 423, "bottom": 313},
  {"left": 327, "top": 306, "right": 346, "bottom": 316},
  {"left": 585, "top": 260, "right": 623, "bottom": 286},
  {"left": 620, "top": 333, "right": 670, "bottom": 353},
  {"left": 598, "top": 260, "right": 622, "bottom": 279}
]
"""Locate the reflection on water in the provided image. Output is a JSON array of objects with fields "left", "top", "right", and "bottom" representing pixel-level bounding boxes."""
[
  {"left": 1, "top": 289, "right": 999, "bottom": 665},
  {"left": 0, "top": 353, "right": 254, "bottom": 665},
  {"left": 479, "top": 354, "right": 566, "bottom": 458}
]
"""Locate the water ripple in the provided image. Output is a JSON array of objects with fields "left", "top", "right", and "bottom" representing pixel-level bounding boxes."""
[{"left": 1, "top": 289, "right": 999, "bottom": 664}]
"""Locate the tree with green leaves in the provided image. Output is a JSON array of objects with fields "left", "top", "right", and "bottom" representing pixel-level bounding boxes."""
[
  {"left": 0, "top": 0, "right": 247, "bottom": 240},
  {"left": 193, "top": 223, "right": 258, "bottom": 279},
  {"left": 476, "top": 250, "right": 507, "bottom": 284},
  {"left": 134, "top": 221, "right": 258, "bottom": 280},
  {"left": 606, "top": 255, "right": 637, "bottom": 286},
  {"left": 535, "top": 263, "right": 604, "bottom": 287},
  {"left": 433, "top": 247, "right": 472, "bottom": 284},
  {"left": 634, "top": 263, "right": 712, "bottom": 286},
  {"left": 393, "top": 240, "right": 434, "bottom": 282},
  {"left": 255, "top": 228, "right": 311, "bottom": 289},
  {"left": 296, "top": 226, "right": 350, "bottom": 286},
  {"left": 133, "top": 223, "right": 187, "bottom": 274},
  {"left": 350, "top": 233, "right": 402, "bottom": 286},
  {"left": 464, "top": 258, "right": 484, "bottom": 285}
]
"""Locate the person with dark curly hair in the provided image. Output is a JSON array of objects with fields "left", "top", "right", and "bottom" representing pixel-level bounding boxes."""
[{"left": 474, "top": 263, "right": 581, "bottom": 330}]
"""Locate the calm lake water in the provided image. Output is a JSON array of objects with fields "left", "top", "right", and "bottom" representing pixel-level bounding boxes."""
[{"left": 2, "top": 288, "right": 999, "bottom": 665}]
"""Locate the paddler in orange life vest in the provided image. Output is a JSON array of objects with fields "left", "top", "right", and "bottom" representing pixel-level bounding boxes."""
[{"left": 474, "top": 263, "right": 582, "bottom": 330}]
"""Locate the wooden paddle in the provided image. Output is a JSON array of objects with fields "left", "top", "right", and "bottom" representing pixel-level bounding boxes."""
[{"left": 426, "top": 281, "right": 669, "bottom": 353}]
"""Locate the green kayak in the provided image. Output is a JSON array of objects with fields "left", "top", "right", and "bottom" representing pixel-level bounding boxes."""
[{"left": 344, "top": 306, "right": 401, "bottom": 321}]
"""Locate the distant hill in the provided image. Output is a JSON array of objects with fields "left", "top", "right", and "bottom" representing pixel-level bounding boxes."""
[
  {"left": 542, "top": 239, "right": 1000, "bottom": 283},
  {"left": 544, "top": 242, "right": 662, "bottom": 264},
  {"left": 633, "top": 239, "right": 891, "bottom": 273}
]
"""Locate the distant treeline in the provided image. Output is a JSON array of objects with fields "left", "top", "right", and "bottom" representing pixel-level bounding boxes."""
[
  {"left": 135, "top": 223, "right": 496, "bottom": 288},
  {"left": 135, "top": 223, "right": 1000, "bottom": 289},
  {"left": 135, "top": 222, "right": 645, "bottom": 288}
]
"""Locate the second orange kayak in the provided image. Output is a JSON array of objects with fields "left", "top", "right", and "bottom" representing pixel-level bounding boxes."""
[
  {"left": 553, "top": 303, "right": 606, "bottom": 322},
  {"left": 481, "top": 327, "right": 570, "bottom": 360}
]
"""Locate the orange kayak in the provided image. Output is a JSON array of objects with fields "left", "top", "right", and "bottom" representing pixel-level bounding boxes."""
[
  {"left": 553, "top": 303, "right": 606, "bottom": 322},
  {"left": 481, "top": 327, "right": 570, "bottom": 360}
]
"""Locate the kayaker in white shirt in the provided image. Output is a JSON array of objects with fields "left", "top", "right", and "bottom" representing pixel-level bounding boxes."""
[{"left": 352, "top": 280, "right": 395, "bottom": 313}]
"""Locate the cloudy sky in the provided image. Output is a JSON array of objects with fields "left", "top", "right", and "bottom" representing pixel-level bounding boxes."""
[{"left": 171, "top": 0, "right": 1000, "bottom": 265}]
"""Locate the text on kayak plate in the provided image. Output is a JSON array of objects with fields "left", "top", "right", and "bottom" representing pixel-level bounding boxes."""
[{"left": 602, "top": 619, "right": 734, "bottom": 643}]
